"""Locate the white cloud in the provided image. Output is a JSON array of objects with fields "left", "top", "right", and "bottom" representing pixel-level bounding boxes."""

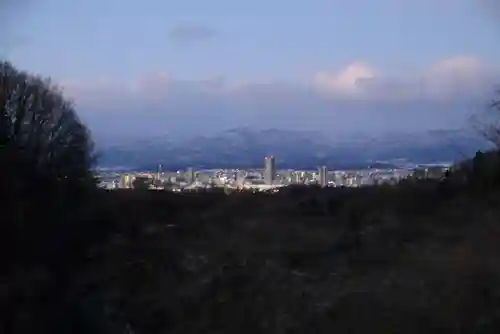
[
  {"left": 310, "top": 56, "right": 496, "bottom": 100},
  {"left": 420, "top": 56, "right": 495, "bottom": 100},
  {"left": 426, "top": 56, "right": 481, "bottom": 75},
  {"left": 61, "top": 55, "right": 495, "bottom": 103},
  {"left": 57, "top": 55, "right": 499, "bottom": 141},
  {"left": 313, "top": 62, "right": 377, "bottom": 97}
]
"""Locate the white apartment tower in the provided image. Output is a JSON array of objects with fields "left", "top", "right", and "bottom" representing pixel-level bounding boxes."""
[
  {"left": 318, "top": 165, "right": 328, "bottom": 187},
  {"left": 264, "top": 156, "right": 276, "bottom": 185}
]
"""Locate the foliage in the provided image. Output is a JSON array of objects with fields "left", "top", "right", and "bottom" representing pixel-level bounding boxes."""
[
  {"left": 0, "top": 61, "right": 96, "bottom": 186},
  {"left": 0, "top": 62, "right": 109, "bottom": 334}
]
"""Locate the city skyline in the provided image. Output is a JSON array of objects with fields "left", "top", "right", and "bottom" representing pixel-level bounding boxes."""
[
  {"left": 2, "top": 1, "right": 500, "bottom": 141},
  {"left": 98, "top": 152, "right": 433, "bottom": 191}
]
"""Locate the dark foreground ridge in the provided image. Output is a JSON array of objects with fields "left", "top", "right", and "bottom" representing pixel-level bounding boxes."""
[{"left": 3, "top": 61, "right": 500, "bottom": 334}]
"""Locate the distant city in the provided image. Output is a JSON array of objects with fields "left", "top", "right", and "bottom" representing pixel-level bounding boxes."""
[
  {"left": 97, "top": 155, "right": 451, "bottom": 192},
  {"left": 96, "top": 128, "right": 490, "bottom": 174}
]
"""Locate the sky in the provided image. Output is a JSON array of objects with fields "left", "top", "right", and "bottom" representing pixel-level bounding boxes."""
[{"left": 2, "top": 0, "right": 500, "bottom": 143}]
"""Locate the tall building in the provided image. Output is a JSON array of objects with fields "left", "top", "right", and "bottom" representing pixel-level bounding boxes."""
[
  {"left": 186, "top": 167, "right": 195, "bottom": 184},
  {"left": 157, "top": 164, "right": 162, "bottom": 181},
  {"left": 119, "top": 174, "right": 132, "bottom": 188},
  {"left": 294, "top": 172, "right": 302, "bottom": 184},
  {"left": 318, "top": 165, "right": 328, "bottom": 187},
  {"left": 264, "top": 156, "right": 276, "bottom": 185}
]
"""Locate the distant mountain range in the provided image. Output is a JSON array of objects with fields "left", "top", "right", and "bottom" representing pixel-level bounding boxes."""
[{"left": 97, "top": 127, "right": 494, "bottom": 171}]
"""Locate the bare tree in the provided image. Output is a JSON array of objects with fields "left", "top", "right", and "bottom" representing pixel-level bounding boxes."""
[
  {"left": 0, "top": 61, "right": 95, "bottom": 186},
  {"left": 0, "top": 61, "right": 109, "bottom": 334},
  {"left": 470, "top": 90, "right": 500, "bottom": 149}
]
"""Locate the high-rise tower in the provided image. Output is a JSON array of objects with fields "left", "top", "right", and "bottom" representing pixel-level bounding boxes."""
[
  {"left": 119, "top": 174, "right": 129, "bottom": 188},
  {"left": 318, "top": 165, "right": 328, "bottom": 187},
  {"left": 264, "top": 156, "right": 276, "bottom": 185},
  {"left": 186, "top": 167, "right": 195, "bottom": 184},
  {"left": 157, "top": 163, "right": 162, "bottom": 181}
]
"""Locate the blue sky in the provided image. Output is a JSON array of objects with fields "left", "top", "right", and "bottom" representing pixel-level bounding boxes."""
[{"left": 3, "top": 0, "right": 500, "bottom": 142}]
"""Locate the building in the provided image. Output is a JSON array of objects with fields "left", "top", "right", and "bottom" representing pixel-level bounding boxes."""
[
  {"left": 264, "top": 156, "right": 276, "bottom": 185},
  {"left": 186, "top": 167, "right": 195, "bottom": 184},
  {"left": 294, "top": 172, "right": 302, "bottom": 184},
  {"left": 119, "top": 174, "right": 133, "bottom": 188},
  {"left": 132, "top": 174, "right": 153, "bottom": 189},
  {"left": 156, "top": 164, "right": 163, "bottom": 181},
  {"left": 318, "top": 165, "right": 328, "bottom": 187}
]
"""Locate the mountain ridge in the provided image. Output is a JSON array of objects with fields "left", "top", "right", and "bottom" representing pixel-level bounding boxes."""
[{"left": 97, "top": 128, "right": 493, "bottom": 170}]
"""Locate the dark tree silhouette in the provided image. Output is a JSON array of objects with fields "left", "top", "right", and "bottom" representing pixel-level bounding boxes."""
[
  {"left": 0, "top": 62, "right": 105, "bottom": 334},
  {"left": 471, "top": 92, "right": 500, "bottom": 149},
  {"left": 0, "top": 61, "right": 96, "bottom": 190}
]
